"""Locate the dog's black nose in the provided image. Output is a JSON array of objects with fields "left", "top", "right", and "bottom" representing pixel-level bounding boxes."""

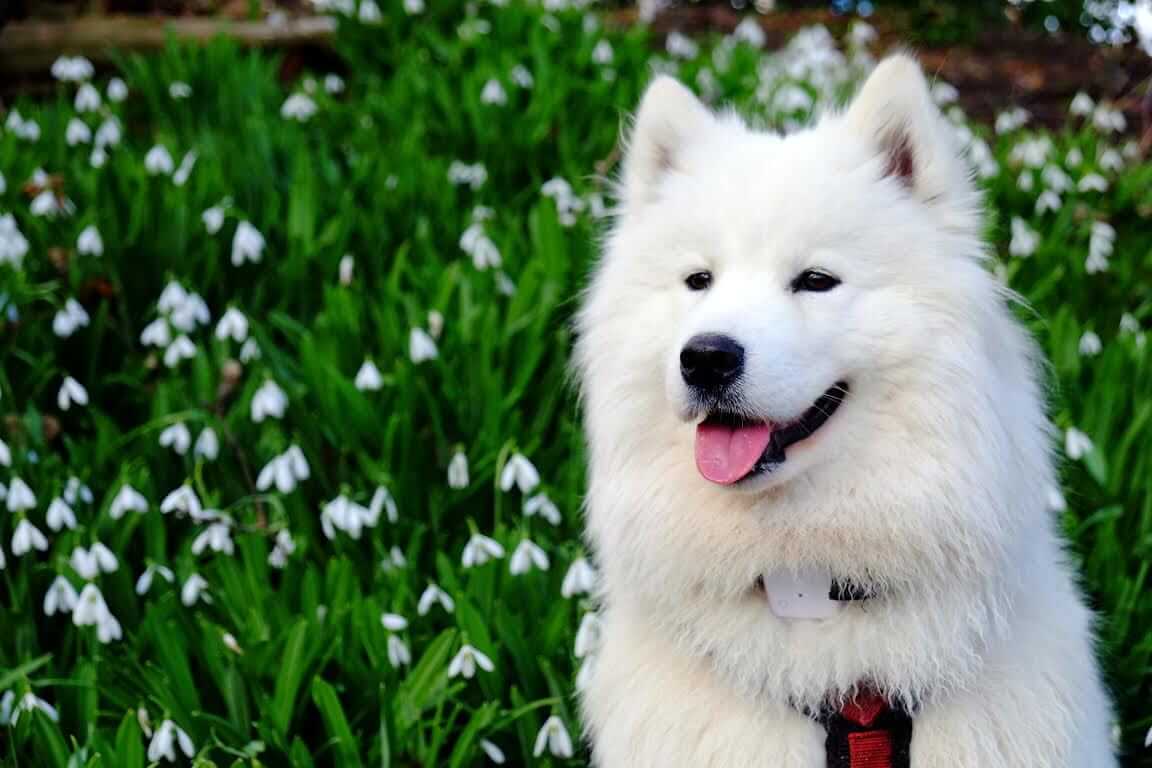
[{"left": 680, "top": 334, "right": 744, "bottom": 390}]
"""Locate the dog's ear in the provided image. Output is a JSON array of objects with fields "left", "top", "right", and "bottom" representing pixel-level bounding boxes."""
[
  {"left": 623, "top": 76, "right": 714, "bottom": 207},
  {"left": 844, "top": 54, "right": 976, "bottom": 213}
]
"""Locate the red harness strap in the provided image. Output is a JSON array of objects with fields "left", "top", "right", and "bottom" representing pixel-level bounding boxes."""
[{"left": 821, "top": 687, "right": 912, "bottom": 768}]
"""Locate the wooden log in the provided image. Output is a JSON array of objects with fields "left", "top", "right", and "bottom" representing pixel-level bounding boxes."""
[{"left": 0, "top": 15, "right": 337, "bottom": 76}]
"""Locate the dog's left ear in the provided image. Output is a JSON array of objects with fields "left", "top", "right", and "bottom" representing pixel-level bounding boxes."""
[{"left": 844, "top": 54, "right": 976, "bottom": 213}]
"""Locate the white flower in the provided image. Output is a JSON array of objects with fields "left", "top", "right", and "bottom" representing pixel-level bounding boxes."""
[
  {"left": 231, "top": 221, "right": 266, "bottom": 266},
  {"left": 0, "top": 214, "right": 30, "bottom": 267},
  {"left": 355, "top": 359, "right": 384, "bottom": 391},
  {"left": 1120, "top": 313, "right": 1141, "bottom": 335},
  {"left": 499, "top": 453, "right": 540, "bottom": 494},
  {"left": 70, "top": 547, "right": 98, "bottom": 579},
  {"left": 172, "top": 151, "right": 197, "bottom": 186},
  {"left": 215, "top": 308, "right": 249, "bottom": 343},
  {"left": 148, "top": 719, "right": 195, "bottom": 762},
  {"left": 1087, "top": 221, "right": 1115, "bottom": 274},
  {"left": 63, "top": 477, "right": 92, "bottom": 506},
  {"left": 1070, "top": 92, "right": 1094, "bottom": 117},
  {"left": 240, "top": 338, "right": 261, "bottom": 362},
  {"left": 574, "top": 612, "right": 601, "bottom": 658},
  {"left": 92, "top": 542, "right": 119, "bottom": 573},
  {"left": 46, "top": 498, "right": 77, "bottom": 531},
  {"left": 1066, "top": 147, "right": 1084, "bottom": 167},
  {"left": 1078, "top": 173, "right": 1108, "bottom": 193},
  {"left": 995, "top": 107, "right": 1029, "bottom": 134},
  {"left": 7, "top": 692, "right": 59, "bottom": 726},
  {"left": 268, "top": 530, "right": 296, "bottom": 568},
  {"left": 387, "top": 634, "right": 411, "bottom": 667},
  {"left": 53, "top": 298, "right": 90, "bottom": 338},
  {"left": 447, "top": 161, "right": 487, "bottom": 189},
  {"left": 160, "top": 484, "right": 202, "bottom": 518},
  {"left": 44, "top": 576, "right": 79, "bottom": 616},
  {"left": 409, "top": 328, "right": 438, "bottom": 363},
  {"left": 140, "top": 318, "right": 171, "bottom": 348},
  {"left": 74, "top": 83, "right": 102, "bottom": 113},
  {"left": 31, "top": 188, "right": 71, "bottom": 218},
  {"left": 480, "top": 739, "right": 506, "bottom": 764},
  {"left": 1035, "top": 190, "right": 1062, "bottom": 215},
  {"left": 480, "top": 79, "right": 507, "bottom": 106},
  {"left": 5, "top": 110, "right": 41, "bottom": 141},
  {"left": 144, "top": 145, "right": 174, "bottom": 175},
  {"left": 136, "top": 563, "right": 175, "bottom": 594},
  {"left": 417, "top": 583, "right": 455, "bottom": 616},
  {"left": 339, "top": 254, "right": 355, "bottom": 285},
  {"left": 1008, "top": 136, "right": 1050, "bottom": 168},
  {"left": 1041, "top": 165, "right": 1072, "bottom": 194},
  {"left": 462, "top": 533, "right": 505, "bottom": 568},
  {"left": 194, "top": 428, "right": 219, "bottom": 461},
  {"left": 7, "top": 478, "right": 36, "bottom": 512},
  {"left": 1008, "top": 217, "right": 1039, "bottom": 258},
  {"left": 448, "top": 644, "right": 495, "bottom": 679},
  {"left": 523, "top": 493, "right": 561, "bottom": 525},
  {"left": 320, "top": 494, "right": 372, "bottom": 539},
  {"left": 447, "top": 450, "right": 469, "bottom": 489},
  {"left": 510, "top": 64, "right": 533, "bottom": 89},
  {"left": 109, "top": 484, "right": 148, "bottom": 519},
  {"left": 192, "top": 522, "right": 234, "bottom": 556},
  {"left": 181, "top": 574, "right": 210, "bottom": 606},
  {"left": 13, "top": 520, "right": 50, "bottom": 557},
  {"left": 1079, "top": 331, "right": 1102, "bottom": 357},
  {"left": 403, "top": 0, "right": 424, "bottom": 13},
  {"left": 509, "top": 539, "right": 550, "bottom": 575},
  {"left": 323, "top": 74, "right": 345, "bottom": 94},
  {"left": 459, "top": 223, "right": 502, "bottom": 270},
  {"left": 1065, "top": 427, "right": 1093, "bottom": 461},
  {"left": 159, "top": 422, "right": 192, "bottom": 455},
  {"left": 368, "top": 486, "right": 397, "bottom": 524},
  {"left": 281, "top": 93, "right": 318, "bottom": 121},
  {"left": 666, "top": 30, "right": 699, "bottom": 59},
  {"left": 358, "top": 0, "right": 382, "bottom": 22},
  {"left": 51, "top": 55, "right": 93, "bottom": 81},
  {"left": 202, "top": 205, "right": 226, "bottom": 234},
  {"left": 1047, "top": 486, "right": 1068, "bottom": 513},
  {"left": 1099, "top": 148, "right": 1124, "bottom": 172},
  {"left": 169, "top": 293, "right": 209, "bottom": 332},
  {"left": 533, "top": 715, "right": 574, "bottom": 758},
  {"left": 1092, "top": 105, "right": 1126, "bottom": 133},
  {"left": 107, "top": 77, "right": 128, "bottom": 102},
  {"left": 57, "top": 376, "right": 89, "bottom": 411},
  {"left": 94, "top": 118, "right": 122, "bottom": 148},
  {"left": 75, "top": 224, "right": 104, "bottom": 256},
  {"left": 251, "top": 380, "right": 288, "bottom": 422},
  {"left": 221, "top": 632, "right": 243, "bottom": 654},
  {"left": 381, "top": 612, "right": 408, "bottom": 631},
  {"left": 562, "top": 557, "right": 597, "bottom": 598},
  {"left": 66, "top": 118, "right": 92, "bottom": 145},
  {"left": 0, "top": 439, "right": 10, "bottom": 467},
  {"left": 90, "top": 146, "right": 107, "bottom": 168},
  {"left": 169, "top": 82, "right": 192, "bottom": 99}
]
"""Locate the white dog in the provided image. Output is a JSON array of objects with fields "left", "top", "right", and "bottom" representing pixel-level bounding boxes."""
[{"left": 575, "top": 54, "right": 1117, "bottom": 767}]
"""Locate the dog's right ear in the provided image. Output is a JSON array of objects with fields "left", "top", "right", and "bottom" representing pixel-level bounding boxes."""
[{"left": 622, "top": 76, "right": 713, "bottom": 207}]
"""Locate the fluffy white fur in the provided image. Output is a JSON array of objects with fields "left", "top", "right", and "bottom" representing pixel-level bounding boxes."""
[{"left": 576, "top": 55, "right": 1116, "bottom": 767}]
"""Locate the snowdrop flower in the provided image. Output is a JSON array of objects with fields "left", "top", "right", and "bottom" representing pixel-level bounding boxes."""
[
  {"left": 63, "top": 477, "right": 92, "bottom": 506},
  {"left": 500, "top": 453, "right": 540, "bottom": 494},
  {"left": 11, "top": 519, "right": 47, "bottom": 556},
  {"left": 202, "top": 205, "right": 225, "bottom": 234},
  {"left": 161, "top": 484, "right": 202, "bottom": 518},
  {"left": 94, "top": 118, "right": 121, "bottom": 148},
  {"left": 1120, "top": 313, "right": 1140, "bottom": 335},
  {"left": 1079, "top": 331, "right": 1102, "bottom": 357},
  {"left": 240, "top": 338, "right": 261, "bottom": 362},
  {"left": 251, "top": 379, "right": 288, "bottom": 422},
  {"left": 65, "top": 118, "right": 92, "bottom": 146},
  {"left": 1041, "top": 165, "right": 1072, "bottom": 194},
  {"left": 447, "top": 450, "right": 469, "bottom": 489},
  {"left": 459, "top": 222, "right": 502, "bottom": 269},
  {"left": 159, "top": 422, "right": 191, "bottom": 455},
  {"left": 0, "top": 214, "right": 30, "bottom": 268},
  {"left": 169, "top": 82, "right": 192, "bottom": 99},
  {"left": 0, "top": 439, "right": 10, "bottom": 467},
  {"left": 4, "top": 110, "right": 40, "bottom": 141},
  {"left": 75, "top": 224, "right": 104, "bottom": 257},
  {"left": 107, "top": 77, "right": 128, "bottom": 102},
  {"left": 732, "top": 16, "right": 766, "bottom": 47},
  {"left": 417, "top": 583, "right": 455, "bottom": 615},
  {"left": 510, "top": 64, "right": 533, "bottom": 89},
  {"left": 51, "top": 55, "right": 94, "bottom": 81},
  {"left": 53, "top": 299, "right": 90, "bottom": 338},
  {"left": 409, "top": 328, "right": 438, "bottom": 363},
  {"left": 403, "top": 0, "right": 424, "bottom": 13},
  {"left": 157, "top": 281, "right": 189, "bottom": 313},
  {"left": 172, "top": 151, "right": 197, "bottom": 186},
  {"left": 133, "top": 564, "right": 174, "bottom": 596},
  {"left": 169, "top": 294, "right": 210, "bottom": 332},
  {"left": 1065, "top": 427, "right": 1093, "bottom": 460},
  {"left": 931, "top": 81, "right": 959, "bottom": 106},
  {"left": 525, "top": 493, "right": 561, "bottom": 525},
  {"left": 1069, "top": 92, "right": 1094, "bottom": 117},
  {"left": 1099, "top": 148, "right": 1124, "bottom": 172},
  {"left": 268, "top": 530, "right": 296, "bottom": 568},
  {"left": 381, "top": 546, "right": 407, "bottom": 571},
  {"left": 533, "top": 716, "right": 574, "bottom": 758},
  {"left": 1092, "top": 105, "right": 1126, "bottom": 133},
  {"left": 381, "top": 612, "right": 408, "bottom": 631},
  {"left": 231, "top": 220, "right": 266, "bottom": 266},
  {"left": 994, "top": 107, "right": 1029, "bottom": 134},
  {"left": 90, "top": 146, "right": 107, "bottom": 168},
  {"left": 355, "top": 359, "right": 383, "bottom": 391},
  {"left": 447, "top": 161, "right": 487, "bottom": 189},
  {"left": 666, "top": 31, "right": 699, "bottom": 59},
  {"left": 144, "top": 145, "right": 174, "bottom": 175},
  {"left": 140, "top": 318, "right": 171, "bottom": 348},
  {"left": 221, "top": 632, "right": 243, "bottom": 654},
  {"left": 31, "top": 189, "right": 72, "bottom": 218},
  {"left": 57, "top": 376, "right": 89, "bottom": 411},
  {"left": 323, "top": 74, "right": 345, "bottom": 94},
  {"left": 319, "top": 494, "right": 372, "bottom": 539},
  {"left": 1035, "top": 190, "right": 1061, "bottom": 215},
  {"left": 1008, "top": 217, "right": 1039, "bottom": 258},
  {"left": 192, "top": 522, "right": 234, "bottom": 556},
  {"left": 480, "top": 79, "right": 508, "bottom": 106},
  {"left": 480, "top": 739, "right": 506, "bottom": 764},
  {"left": 281, "top": 93, "right": 318, "bottom": 121},
  {"left": 181, "top": 574, "right": 210, "bottom": 606},
  {"left": 462, "top": 533, "right": 505, "bottom": 568},
  {"left": 74, "top": 83, "right": 101, "bottom": 113},
  {"left": 562, "top": 557, "right": 597, "bottom": 598},
  {"left": 70, "top": 546, "right": 106, "bottom": 579},
  {"left": 358, "top": 0, "right": 382, "bottom": 23},
  {"left": 510, "top": 539, "right": 550, "bottom": 575},
  {"left": 193, "top": 428, "right": 219, "bottom": 461},
  {"left": 339, "top": 254, "right": 355, "bottom": 285},
  {"left": 1087, "top": 221, "right": 1115, "bottom": 274},
  {"left": 1078, "top": 173, "right": 1108, "bottom": 193},
  {"left": 148, "top": 719, "right": 195, "bottom": 762},
  {"left": 46, "top": 498, "right": 77, "bottom": 531},
  {"left": 448, "top": 644, "right": 495, "bottom": 679},
  {"left": 387, "top": 634, "right": 411, "bottom": 667},
  {"left": 214, "top": 308, "right": 248, "bottom": 343},
  {"left": 5, "top": 691, "right": 58, "bottom": 726},
  {"left": 44, "top": 576, "right": 79, "bottom": 616},
  {"left": 7, "top": 478, "right": 36, "bottom": 512},
  {"left": 368, "top": 486, "right": 397, "bottom": 524},
  {"left": 1009, "top": 136, "right": 1050, "bottom": 168},
  {"left": 109, "top": 484, "right": 148, "bottom": 519},
  {"left": 574, "top": 612, "right": 601, "bottom": 658}
]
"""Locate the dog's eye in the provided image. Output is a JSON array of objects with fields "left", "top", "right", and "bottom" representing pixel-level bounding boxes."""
[
  {"left": 791, "top": 269, "right": 840, "bottom": 293},
  {"left": 685, "top": 271, "right": 713, "bottom": 291}
]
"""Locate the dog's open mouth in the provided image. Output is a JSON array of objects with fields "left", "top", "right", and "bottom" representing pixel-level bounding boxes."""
[{"left": 695, "top": 382, "right": 849, "bottom": 485}]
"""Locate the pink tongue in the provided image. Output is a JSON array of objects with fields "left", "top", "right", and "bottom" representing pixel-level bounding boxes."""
[{"left": 695, "top": 422, "right": 774, "bottom": 485}]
